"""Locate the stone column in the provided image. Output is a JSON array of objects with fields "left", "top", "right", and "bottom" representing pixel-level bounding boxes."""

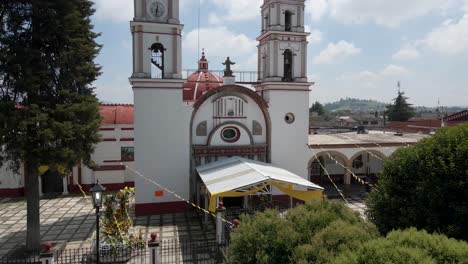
[
  {"left": 38, "top": 175, "right": 43, "bottom": 197},
  {"left": 344, "top": 171, "right": 351, "bottom": 185},
  {"left": 148, "top": 232, "right": 160, "bottom": 264},
  {"left": 216, "top": 202, "right": 226, "bottom": 245},
  {"left": 40, "top": 241, "right": 54, "bottom": 264},
  {"left": 62, "top": 176, "right": 68, "bottom": 195}
]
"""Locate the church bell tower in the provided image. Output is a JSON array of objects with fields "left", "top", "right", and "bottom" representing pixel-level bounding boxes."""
[
  {"left": 130, "top": 0, "right": 191, "bottom": 215},
  {"left": 256, "top": 0, "right": 312, "bottom": 178}
]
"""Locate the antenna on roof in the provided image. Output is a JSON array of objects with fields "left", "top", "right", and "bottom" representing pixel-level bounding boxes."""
[{"left": 197, "top": 0, "right": 201, "bottom": 61}]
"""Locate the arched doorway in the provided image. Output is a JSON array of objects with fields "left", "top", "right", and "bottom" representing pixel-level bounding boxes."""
[
  {"left": 309, "top": 152, "right": 348, "bottom": 185},
  {"left": 349, "top": 151, "right": 385, "bottom": 185},
  {"left": 41, "top": 170, "right": 64, "bottom": 194}
]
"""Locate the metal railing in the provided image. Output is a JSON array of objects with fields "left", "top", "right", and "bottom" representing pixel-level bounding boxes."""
[{"left": 182, "top": 69, "right": 259, "bottom": 84}]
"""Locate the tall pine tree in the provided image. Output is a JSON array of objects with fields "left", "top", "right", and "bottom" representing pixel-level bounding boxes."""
[
  {"left": 0, "top": 0, "right": 101, "bottom": 250},
  {"left": 386, "top": 90, "right": 415, "bottom": 122}
]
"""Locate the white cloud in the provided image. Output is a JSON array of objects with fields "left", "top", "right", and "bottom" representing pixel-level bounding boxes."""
[
  {"left": 208, "top": 0, "right": 262, "bottom": 24},
  {"left": 313, "top": 41, "right": 361, "bottom": 64},
  {"left": 392, "top": 46, "right": 420, "bottom": 60},
  {"left": 423, "top": 14, "right": 468, "bottom": 55},
  {"left": 185, "top": 27, "right": 256, "bottom": 57},
  {"left": 340, "top": 64, "right": 409, "bottom": 82},
  {"left": 95, "top": 78, "right": 133, "bottom": 104},
  {"left": 305, "top": 0, "right": 329, "bottom": 21},
  {"left": 305, "top": 25, "right": 323, "bottom": 44},
  {"left": 93, "top": 0, "right": 133, "bottom": 23},
  {"left": 327, "top": 0, "right": 449, "bottom": 28},
  {"left": 380, "top": 64, "right": 410, "bottom": 76},
  {"left": 184, "top": 27, "right": 257, "bottom": 70}
]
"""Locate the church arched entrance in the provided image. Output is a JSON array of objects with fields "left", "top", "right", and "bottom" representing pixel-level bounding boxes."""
[{"left": 41, "top": 170, "right": 64, "bottom": 194}]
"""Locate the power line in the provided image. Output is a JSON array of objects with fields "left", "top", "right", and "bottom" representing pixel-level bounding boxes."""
[{"left": 123, "top": 163, "right": 233, "bottom": 225}]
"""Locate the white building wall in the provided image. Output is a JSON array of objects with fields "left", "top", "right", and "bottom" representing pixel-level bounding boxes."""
[
  {"left": 0, "top": 162, "right": 23, "bottom": 189},
  {"left": 266, "top": 89, "right": 310, "bottom": 178},
  {"left": 133, "top": 86, "right": 191, "bottom": 204}
]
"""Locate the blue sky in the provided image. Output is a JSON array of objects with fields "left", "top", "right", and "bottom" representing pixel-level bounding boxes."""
[{"left": 91, "top": 0, "right": 468, "bottom": 107}]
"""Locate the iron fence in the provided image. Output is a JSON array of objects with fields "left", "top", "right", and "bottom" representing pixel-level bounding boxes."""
[
  {"left": 160, "top": 238, "right": 223, "bottom": 264},
  {"left": 0, "top": 246, "right": 147, "bottom": 264},
  {"left": 0, "top": 251, "right": 40, "bottom": 264}
]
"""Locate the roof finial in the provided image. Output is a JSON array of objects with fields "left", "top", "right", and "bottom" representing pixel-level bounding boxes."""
[{"left": 198, "top": 48, "right": 208, "bottom": 71}]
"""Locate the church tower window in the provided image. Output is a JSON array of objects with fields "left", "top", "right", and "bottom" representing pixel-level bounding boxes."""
[
  {"left": 283, "top": 49, "right": 293, "bottom": 82},
  {"left": 285, "top": 11, "right": 292, "bottom": 32},
  {"left": 151, "top": 43, "right": 165, "bottom": 79}
]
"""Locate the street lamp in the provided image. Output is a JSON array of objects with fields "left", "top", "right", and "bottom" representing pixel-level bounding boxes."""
[{"left": 90, "top": 181, "right": 106, "bottom": 264}]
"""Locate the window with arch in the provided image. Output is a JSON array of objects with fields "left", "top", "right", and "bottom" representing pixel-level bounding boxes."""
[
  {"left": 283, "top": 49, "right": 293, "bottom": 82},
  {"left": 196, "top": 121, "right": 207, "bottom": 136},
  {"left": 262, "top": 51, "right": 268, "bottom": 79},
  {"left": 252, "top": 120, "right": 262, "bottom": 135},
  {"left": 285, "top": 11, "right": 292, "bottom": 32},
  {"left": 151, "top": 43, "right": 164, "bottom": 79}
]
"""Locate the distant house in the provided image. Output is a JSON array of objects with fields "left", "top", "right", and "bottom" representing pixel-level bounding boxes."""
[
  {"left": 353, "top": 114, "right": 384, "bottom": 127},
  {"left": 336, "top": 116, "right": 359, "bottom": 127},
  {"left": 385, "top": 119, "right": 441, "bottom": 134},
  {"left": 442, "top": 109, "right": 468, "bottom": 127}
]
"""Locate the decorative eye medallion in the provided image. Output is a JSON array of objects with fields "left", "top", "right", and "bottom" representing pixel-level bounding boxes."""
[
  {"left": 285, "top": 113, "right": 295, "bottom": 124},
  {"left": 149, "top": 1, "right": 166, "bottom": 18},
  {"left": 221, "top": 127, "right": 241, "bottom": 143}
]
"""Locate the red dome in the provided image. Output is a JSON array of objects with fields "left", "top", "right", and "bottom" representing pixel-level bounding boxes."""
[{"left": 183, "top": 50, "right": 223, "bottom": 102}]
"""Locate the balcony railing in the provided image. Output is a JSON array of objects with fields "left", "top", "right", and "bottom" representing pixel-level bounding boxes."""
[{"left": 183, "top": 69, "right": 259, "bottom": 85}]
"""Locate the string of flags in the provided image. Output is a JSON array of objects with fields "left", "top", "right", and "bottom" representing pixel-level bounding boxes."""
[
  {"left": 351, "top": 143, "right": 384, "bottom": 161},
  {"left": 318, "top": 147, "right": 380, "bottom": 192},
  {"left": 311, "top": 150, "right": 349, "bottom": 203},
  {"left": 122, "top": 163, "right": 234, "bottom": 226}
]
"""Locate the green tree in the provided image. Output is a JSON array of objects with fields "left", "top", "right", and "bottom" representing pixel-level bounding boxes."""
[
  {"left": 333, "top": 228, "right": 468, "bottom": 264},
  {"left": 0, "top": 0, "right": 101, "bottom": 250},
  {"left": 228, "top": 200, "right": 367, "bottom": 264},
  {"left": 228, "top": 200, "right": 468, "bottom": 263},
  {"left": 386, "top": 90, "right": 415, "bottom": 121},
  {"left": 292, "top": 220, "right": 378, "bottom": 264},
  {"left": 310, "top": 101, "right": 325, "bottom": 116},
  {"left": 366, "top": 125, "right": 468, "bottom": 240}
]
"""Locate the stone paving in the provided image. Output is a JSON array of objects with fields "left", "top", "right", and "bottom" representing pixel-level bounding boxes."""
[
  {"left": 0, "top": 193, "right": 366, "bottom": 261},
  {"left": 0, "top": 196, "right": 96, "bottom": 256},
  {"left": 0, "top": 195, "right": 216, "bottom": 258},
  {"left": 345, "top": 196, "right": 367, "bottom": 219}
]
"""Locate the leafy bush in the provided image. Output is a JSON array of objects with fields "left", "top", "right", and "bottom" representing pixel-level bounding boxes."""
[
  {"left": 292, "top": 220, "right": 378, "bottom": 264},
  {"left": 228, "top": 200, "right": 366, "bottom": 264},
  {"left": 100, "top": 187, "right": 144, "bottom": 249},
  {"left": 366, "top": 125, "right": 468, "bottom": 240},
  {"left": 228, "top": 200, "right": 468, "bottom": 264},
  {"left": 333, "top": 237, "right": 435, "bottom": 264},
  {"left": 333, "top": 228, "right": 468, "bottom": 264}
]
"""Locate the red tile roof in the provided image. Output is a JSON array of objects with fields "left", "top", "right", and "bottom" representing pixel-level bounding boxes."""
[{"left": 99, "top": 104, "right": 134, "bottom": 125}]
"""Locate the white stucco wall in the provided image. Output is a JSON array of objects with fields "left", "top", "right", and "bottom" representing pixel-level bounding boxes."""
[
  {"left": 133, "top": 85, "right": 191, "bottom": 204},
  {"left": 265, "top": 88, "right": 310, "bottom": 180},
  {"left": 71, "top": 125, "right": 135, "bottom": 186},
  {"left": 0, "top": 162, "right": 23, "bottom": 189}
]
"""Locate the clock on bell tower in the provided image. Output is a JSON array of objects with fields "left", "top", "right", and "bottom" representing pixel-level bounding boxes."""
[{"left": 130, "top": 0, "right": 182, "bottom": 79}]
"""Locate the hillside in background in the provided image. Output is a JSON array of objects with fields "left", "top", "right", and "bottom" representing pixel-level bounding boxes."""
[
  {"left": 323, "top": 98, "right": 386, "bottom": 112},
  {"left": 322, "top": 98, "right": 466, "bottom": 114}
]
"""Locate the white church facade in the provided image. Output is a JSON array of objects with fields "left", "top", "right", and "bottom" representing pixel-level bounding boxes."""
[
  {"left": 129, "top": 0, "right": 320, "bottom": 215},
  {"left": 0, "top": 0, "right": 428, "bottom": 216}
]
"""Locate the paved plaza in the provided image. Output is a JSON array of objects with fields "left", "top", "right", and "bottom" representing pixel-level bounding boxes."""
[
  {"left": 0, "top": 195, "right": 215, "bottom": 258},
  {"left": 0, "top": 193, "right": 366, "bottom": 259}
]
